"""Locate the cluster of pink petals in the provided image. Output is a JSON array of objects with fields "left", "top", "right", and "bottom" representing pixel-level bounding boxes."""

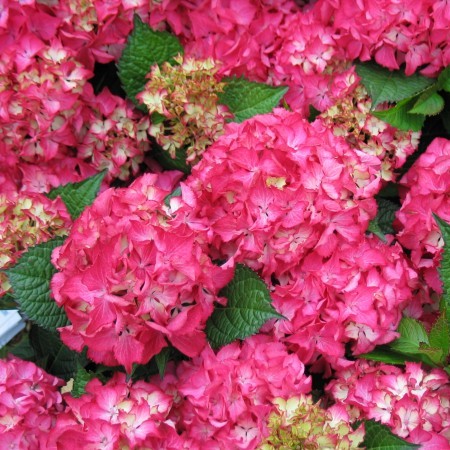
[
  {"left": 0, "top": 356, "right": 64, "bottom": 449},
  {"left": 269, "top": 234, "right": 418, "bottom": 369},
  {"left": 51, "top": 172, "right": 234, "bottom": 372},
  {"left": 170, "top": 109, "right": 420, "bottom": 370},
  {"left": 327, "top": 360, "right": 450, "bottom": 448},
  {"left": 0, "top": 1, "right": 152, "bottom": 194},
  {"left": 48, "top": 372, "right": 175, "bottom": 450},
  {"left": 395, "top": 138, "right": 450, "bottom": 312},
  {"left": 156, "top": 335, "right": 311, "bottom": 449},
  {"left": 0, "top": 191, "right": 71, "bottom": 296}
]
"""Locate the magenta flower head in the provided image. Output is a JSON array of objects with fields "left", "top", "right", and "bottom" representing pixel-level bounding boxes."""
[{"left": 51, "top": 172, "right": 234, "bottom": 373}]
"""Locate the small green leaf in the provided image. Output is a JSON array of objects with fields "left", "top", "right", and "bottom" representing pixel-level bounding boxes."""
[
  {"left": 206, "top": 264, "right": 283, "bottom": 349},
  {"left": 367, "top": 219, "right": 386, "bottom": 242},
  {"left": 409, "top": 91, "right": 444, "bottom": 116},
  {"left": 29, "top": 325, "right": 86, "bottom": 380},
  {"left": 429, "top": 311, "right": 450, "bottom": 362},
  {"left": 308, "top": 105, "right": 321, "bottom": 122},
  {"left": 5, "top": 238, "right": 69, "bottom": 330},
  {"left": 118, "top": 15, "right": 183, "bottom": 107},
  {"left": 368, "top": 198, "right": 400, "bottom": 241},
  {"left": 372, "top": 97, "right": 426, "bottom": 131},
  {"left": 418, "top": 342, "right": 444, "bottom": 366},
  {"left": 155, "top": 347, "right": 171, "bottom": 378},
  {"left": 0, "top": 293, "right": 18, "bottom": 310},
  {"left": 47, "top": 171, "right": 106, "bottom": 220},
  {"left": 438, "top": 66, "right": 450, "bottom": 93},
  {"left": 72, "top": 365, "right": 96, "bottom": 397},
  {"left": 434, "top": 214, "right": 450, "bottom": 312},
  {"left": 359, "top": 346, "right": 412, "bottom": 365},
  {"left": 164, "top": 186, "right": 182, "bottom": 207},
  {"left": 389, "top": 317, "right": 429, "bottom": 354},
  {"left": 219, "top": 77, "right": 288, "bottom": 123},
  {"left": 362, "top": 420, "right": 420, "bottom": 449},
  {"left": 151, "top": 144, "right": 190, "bottom": 174},
  {"left": 356, "top": 61, "right": 435, "bottom": 108}
]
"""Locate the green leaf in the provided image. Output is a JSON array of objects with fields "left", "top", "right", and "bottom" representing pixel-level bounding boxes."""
[
  {"left": 219, "top": 77, "right": 288, "bottom": 123},
  {"left": 47, "top": 171, "right": 106, "bottom": 220},
  {"left": 409, "top": 91, "right": 445, "bottom": 116},
  {"left": 418, "top": 342, "right": 444, "bottom": 366},
  {"left": 118, "top": 15, "right": 183, "bottom": 107},
  {"left": 368, "top": 198, "right": 400, "bottom": 241},
  {"left": 429, "top": 311, "right": 450, "bottom": 362},
  {"left": 308, "top": 104, "right": 321, "bottom": 122},
  {"left": 29, "top": 325, "right": 86, "bottom": 380},
  {"left": 362, "top": 420, "right": 420, "bottom": 449},
  {"left": 434, "top": 214, "right": 450, "bottom": 313},
  {"left": 438, "top": 66, "right": 450, "bottom": 93},
  {"left": 155, "top": 347, "right": 171, "bottom": 378},
  {"left": 151, "top": 144, "right": 191, "bottom": 174},
  {"left": 5, "top": 332, "right": 35, "bottom": 361},
  {"left": 0, "top": 293, "right": 18, "bottom": 310},
  {"left": 5, "top": 238, "right": 69, "bottom": 330},
  {"left": 71, "top": 365, "right": 96, "bottom": 398},
  {"left": 164, "top": 186, "right": 182, "bottom": 207},
  {"left": 389, "top": 317, "right": 429, "bottom": 354},
  {"left": 206, "top": 264, "right": 284, "bottom": 349},
  {"left": 372, "top": 97, "right": 426, "bottom": 131},
  {"left": 356, "top": 61, "right": 435, "bottom": 108},
  {"left": 358, "top": 346, "right": 412, "bottom": 365},
  {"left": 367, "top": 219, "right": 386, "bottom": 242}
]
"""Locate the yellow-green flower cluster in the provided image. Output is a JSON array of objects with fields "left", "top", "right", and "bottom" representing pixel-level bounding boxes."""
[
  {"left": 0, "top": 192, "right": 71, "bottom": 296},
  {"left": 137, "top": 55, "right": 233, "bottom": 164},
  {"left": 259, "top": 396, "right": 365, "bottom": 450}
]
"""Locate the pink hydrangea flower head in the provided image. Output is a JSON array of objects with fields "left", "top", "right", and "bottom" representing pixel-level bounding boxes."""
[
  {"left": 51, "top": 172, "right": 233, "bottom": 372},
  {"left": 319, "top": 82, "right": 420, "bottom": 185},
  {"left": 168, "top": 335, "right": 311, "bottom": 448},
  {"left": 48, "top": 372, "right": 175, "bottom": 449},
  {"left": 77, "top": 85, "right": 151, "bottom": 182},
  {"left": 175, "top": 108, "right": 378, "bottom": 278},
  {"left": 396, "top": 138, "right": 450, "bottom": 310},
  {"left": 260, "top": 395, "right": 365, "bottom": 449},
  {"left": 137, "top": 55, "right": 233, "bottom": 164},
  {"left": 0, "top": 191, "right": 71, "bottom": 296},
  {"left": 0, "top": 356, "right": 64, "bottom": 448},
  {"left": 327, "top": 360, "right": 450, "bottom": 447}
]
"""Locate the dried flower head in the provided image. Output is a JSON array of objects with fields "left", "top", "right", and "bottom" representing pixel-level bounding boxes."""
[
  {"left": 0, "top": 192, "right": 71, "bottom": 296},
  {"left": 260, "top": 395, "right": 364, "bottom": 450},
  {"left": 137, "top": 55, "right": 233, "bottom": 164}
]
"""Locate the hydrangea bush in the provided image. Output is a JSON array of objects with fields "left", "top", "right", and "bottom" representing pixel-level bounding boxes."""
[{"left": 1, "top": 0, "right": 450, "bottom": 449}]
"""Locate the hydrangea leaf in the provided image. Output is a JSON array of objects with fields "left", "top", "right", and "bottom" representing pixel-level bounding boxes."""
[
  {"left": 368, "top": 198, "right": 400, "bottom": 241},
  {"left": 0, "top": 293, "right": 18, "bottom": 310},
  {"left": 152, "top": 144, "right": 190, "bottom": 174},
  {"left": 118, "top": 15, "right": 183, "bottom": 107},
  {"left": 71, "top": 365, "right": 96, "bottom": 398},
  {"left": 29, "top": 325, "right": 86, "bottom": 380},
  {"left": 428, "top": 311, "right": 450, "bottom": 361},
  {"left": 219, "top": 77, "right": 288, "bottom": 123},
  {"left": 47, "top": 171, "right": 106, "bottom": 220},
  {"left": 409, "top": 90, "right": 444, "bottom": 116},
  {"left": 359, "top": 346, "right": 421, "bottom": 365},
  {"left": 417, "top": 342, "right": 444, "bottom": 366},
  {"left": 155, "top": 347, "right": 171, "bottom": 378},
  {"left": 206, "top": 264, "right": 284, "bottom": 349},
  {"left": 5, "top": 237, "right": 69, "bottom": 330},
  {"left": 389, "top": 317, "right": 429, "bottom": 354},
  {"left": 356, "top": 62, "right": 435, "bottom": 108},
  {"left": 438, "top": 66, "right": 450, "bottom": 93},
  {"left": 433, "top": 214, "right": 450, "bottom": 313},
  {"left": 362, "top": 420, "right": 420, "bottom": 449},
  {"left": 372, "top": 98, "right": 426, "bottom": 131}
]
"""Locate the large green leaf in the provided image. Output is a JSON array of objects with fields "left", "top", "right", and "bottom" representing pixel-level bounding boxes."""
[
  {"left": 428, "top": 311, "right": 450, "bottom": 362},
  {"left": 358, "top": 346, "right": 415, "bottom": 365},
  {"left": 5, "top": 238, "right": 69, "bottom": 330},
  {"left": 362, "top": 420, "right": 420, "bottom": 449},
  {"left": 219, "top": 77, "right": 288, "bottom": 123},
  {"left": 409, "top": 90, "right": 445, "bottom": 116},
  {"left": 372, "top": 97, "right": 426, "bottom": 131},
  {"left": 29, "top": 325, "right": 86, "bottom": 380},
  {"left": 389, "top": 317, "right": 429, "bottom": 354},
  {"left": 438, "top": 66, "right": 450, "bottom": 93},
  {"left": 206, "top": 264, "right": 283, "bottom": 349},
  {"left": 47, "top": 171, "right": 106, "bottom": 220},
  {"left": 118, "top": 15, "right": 183, "bottom": 107},
  {"left": 356, "top": 62, "right": 435, "bottom": 108}
]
